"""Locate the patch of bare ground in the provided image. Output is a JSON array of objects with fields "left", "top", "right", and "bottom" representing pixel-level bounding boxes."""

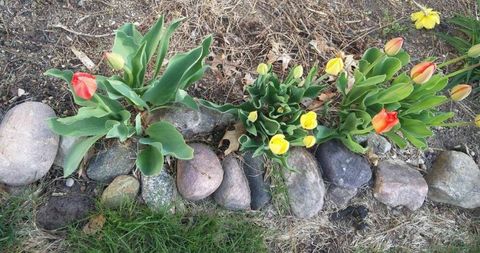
[{"left": 1, "top": 0, "right": 479, "bottom": 252}]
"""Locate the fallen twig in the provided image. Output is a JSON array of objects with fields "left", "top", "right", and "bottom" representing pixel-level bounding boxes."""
[{"left": 49, "top": 23, "right": 114, "bottom": 38}]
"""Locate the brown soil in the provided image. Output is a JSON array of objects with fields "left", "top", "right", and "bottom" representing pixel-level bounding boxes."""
[{"left": 1, "top": 0, "right": 479, "bottom": 252}]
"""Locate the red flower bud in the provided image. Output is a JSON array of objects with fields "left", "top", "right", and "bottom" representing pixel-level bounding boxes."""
[
  {"left": 72, "top": 72, "right": 97, "bottom": 100},
  {"left": 384, "top": 37, "right": 404, "bottom": 56},
  {"left": 372, "top": 108, "right": 399, "bottom": 134},
  {"left": 410, "top": 61, "right": 436, "bottom": 84}
]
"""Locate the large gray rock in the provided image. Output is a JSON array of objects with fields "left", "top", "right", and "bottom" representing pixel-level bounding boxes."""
[
  {"left": 242, "top": 151, "right": 271, "bottom": 210},
  {"left": 54, "top": 136, "right": 85, "bottom": 167},
  {"left": 314, "top": 140, "right": 372, "bottom": 189},
  {"left": 373, "top": 159, "right": 428, "bottom": 211},
  {"left": 142, "top": 168, "right": 178, "bottom": 211},
  {"left": 37, "top": 193, "right": 95, "bottom": 230},
  {"left": 326, "top": 185, "right": 358, "bottom": 208},
  {"left": 101, "top": 175, "right": 139, "bottom": 208},
  {"left": 425, "top": 151, "right": 480, "bottom": 208},
  {"left": 86, "top": 141, "right": 136, "bottom": 183},
  {"left": 148, "top": 104, "right": 234, "bottom": 139},
  {"left": 214, "top": 155, "right": 251, "bottom": 210},
  {"left": 0, "top": 102, "right": 59, "bottom": 186},
  {"left": 177, "top": 143, "right": 223, "bottom": 201},
  {"left": 283, "top": 148, "right": 326, "bottom": 218}
]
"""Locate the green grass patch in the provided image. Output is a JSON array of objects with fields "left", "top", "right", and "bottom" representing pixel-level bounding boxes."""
[
  {"left": 66, "top": 203, "right": 267, "bottom": 253},
  {"left": 0, "top": 189, "right": 37, "bottom": 252}
]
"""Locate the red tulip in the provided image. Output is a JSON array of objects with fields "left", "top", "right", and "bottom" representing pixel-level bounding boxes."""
[
  {"left": 384, "top": 37, "right": 404, "bottom": 56},
  {"left": 372, "top": 108, "right": 399, "bottom": 134},
  {"left": 410, "top": 61, "right": 436, "bottom": 84},
  {"left": 72, "top": 72, "right": 97, "bottom": 100}
]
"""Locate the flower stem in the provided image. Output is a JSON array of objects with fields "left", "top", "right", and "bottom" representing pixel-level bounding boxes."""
[
  {"left": 436, "top": 121, "right": 474, "bottom": 127},
  {"left": 445, "top": 62, "right": 480, "bottom": 78},
  {"left": 437, "top": 55, "right": 468, "bottom": 68}
]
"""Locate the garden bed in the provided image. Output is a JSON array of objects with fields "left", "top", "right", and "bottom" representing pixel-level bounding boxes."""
[{"left": 1, "top": 1, "right": 479, "bottom": 252}]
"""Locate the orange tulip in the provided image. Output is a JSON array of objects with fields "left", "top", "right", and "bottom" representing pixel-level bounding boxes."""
[
  {"left": 450, "top": 84, "right": 472, "bottom": 102},
  {"left": 384, "top": 37, "right": 404, "bottom": 56},
  {"left": 372, "top": 109, "right": 399, "bottom": 134},
  {"left": 410, "top": 61, "right": 436, "bottom": 84},
  {"left": 72, "top": 72, "right": 97, "bottom": 100}
]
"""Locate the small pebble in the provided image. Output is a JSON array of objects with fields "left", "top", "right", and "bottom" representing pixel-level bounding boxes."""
[{"left": 65, "top": 178, "right": 75, "bottom": 187}]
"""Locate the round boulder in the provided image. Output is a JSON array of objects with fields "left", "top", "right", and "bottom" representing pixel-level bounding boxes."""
[
  {"left": 177, "top": 143, "right": 223, "bottom": 201},
  {"left": 0, "top": 102, "right": 59, "bottom": 186},
  {"left": 214, "top": 155, "right": 251, "bottom": 210}
]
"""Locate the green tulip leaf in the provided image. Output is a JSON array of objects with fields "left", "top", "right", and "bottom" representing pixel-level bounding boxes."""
[
  {"left": 146, "top": 121, "right": 193, "bottom": 160},
  {"left": 63, "top": 135, "right": 103, "bottom": 178},
  {"left": 136, "top": 145, "right": 165, "bottom": 176}
]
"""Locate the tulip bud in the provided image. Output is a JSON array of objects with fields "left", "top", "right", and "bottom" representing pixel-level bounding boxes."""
[
  {"left": 269, "top": 134, "right": 289, "bottom": 155},
  {"left": 248, "top": 111, "right": 258, "bottom": 122},
  {"left": 257, "top": 63, "right": 268, "bottom": 75},
  {"left": 450, "top": 84, "right": 472, "bottom": 102},
  {"left": 105, "top": 52, "right": 125, "bottom": 70},
  {"left": 475, "top": 115, "right": 480, "bottom": 128},
  {"left": 303, "top": 135, "right": 316, "bottom": 148},
  {"left": 325, "top": 57, "right": 344, "bottom": 76},
  {"left": 384, "top": 37, "right": 404, "bottom": 56},
  {"left": 372, "top": 108, "right": 399, "bottom": 134},
  {"left": 293, "top": 65, "right": 303, "bottom": 78},
  {"left": 410, "top": 61, "right": 436, "bottom": 84},
  {"left": 71, "top": 72, "right": 97, "bottom": 100},
  {"left": 467, "top": 43, "right": 480, "bottom": 58}
]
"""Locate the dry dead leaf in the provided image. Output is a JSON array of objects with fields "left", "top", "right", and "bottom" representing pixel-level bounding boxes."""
[
  {"left": 309, "top": 37, "right": 336, "bottom": 55},
  {"left": 83, "top": 214, "right": 106, "bottom": 235},
  {"left": 71, "top": 47, "right": 96, "bottom": 70},
  {"left": 266, "top": 41, "right": 292, "bottom": 71},
  {"left": 220, "top": 122, "right": 246, "bottom": 156}
]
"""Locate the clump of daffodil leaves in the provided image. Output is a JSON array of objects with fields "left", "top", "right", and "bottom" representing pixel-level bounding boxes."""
[{"left": 202, "top": 64, "right": 326, "bottom": 169}]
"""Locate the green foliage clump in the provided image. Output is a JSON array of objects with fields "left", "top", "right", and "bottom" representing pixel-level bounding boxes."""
[
  {"left": 437, "top": 15, "right": 480, "bottom": 89},
  {"left": 45, "top": 16, "right": 212, "bottom": 177},
  {"left": 203, "top": 65, "right": 325, "bottom": 167}
]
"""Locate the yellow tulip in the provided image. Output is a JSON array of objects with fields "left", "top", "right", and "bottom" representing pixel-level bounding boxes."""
[
  {"left": 257, "top": 63, "right": 268, "bottom": 75},
  {"left": 475, "top": 115, "right": 480, "bottom": 128},
  {"left": 450, "top": 84, "right": 472, "bottom": 102},
  {"left": 303, "top": 135, "right": 316, "bottom": 148},
  {"left": 248, "top": 111, "right": 258, "bottom": 122},
  {"left": 411, "top": 8, "right": 440, "bottom": 30},
  {"left": 300, "top": 111, "right": 318, "bottom": 130},
  {"left": 269, "top": 134, "right": 289, "bottom": 155},
  {"left": 325, "top": 57, "right": 344, "bottom": 76},
  {"left": 468, "top": 44, "right": 480, "bottom": 58},
  {"left": 293, "top": 65, "right": 303, "bottom": 78}
]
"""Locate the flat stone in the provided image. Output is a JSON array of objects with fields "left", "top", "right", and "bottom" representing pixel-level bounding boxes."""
[
  {"left": 326, "top": 185, "right": 358, "bottom": 208},
  {"left": 373, "top": 159, "right": 428, "bottom": 211},
  {"left": 242, "top": 151, "right": 271, "bottom": 210},
  {"left": 142, "top": 168, "right": 178, "bottom": 211},
  {"left": 148, "top": 104, "right": 234, "bottom": 140},
  {"left": 177, "top": 143, "right": 223, "bottom": 201},
  {"left": 36, "top": 194, "right": 95, "bottom": 230},
  {"left": 315, "top": 140, "right": 372, "bottom": 189},
  {"left": 54, "top": 136, "right": 85, "bottom": 167},
  {"left": 0, "top": 102, "right": 59, "bottom": 186},
  {"left": 86, "top": 141, "right": 136, "bottom": 183},
  {"left": 214, "top": 155, "right": 251, "bottom": 210},
  {"left": 425, "top": 151, "right": 480, "bottom": 208},
  {"left": 283, "top": 148, "right": 326, "bottom": 218},
  {"left": 101, "top": 175, "right": 139, "bottom": 208}
]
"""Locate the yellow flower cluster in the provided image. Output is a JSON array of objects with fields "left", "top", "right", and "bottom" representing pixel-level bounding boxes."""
[{"left": 268, "top": 111, "right": 318, "bottom": 155}]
